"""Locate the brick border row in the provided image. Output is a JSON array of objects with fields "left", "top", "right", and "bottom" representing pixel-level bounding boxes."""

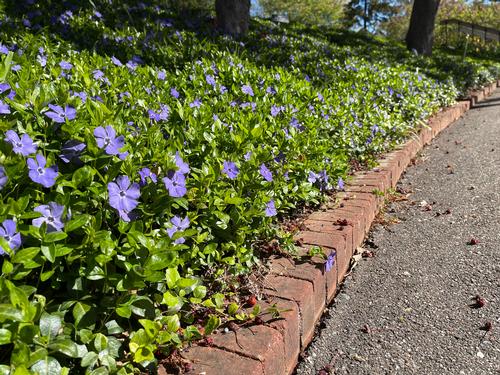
[{"left": 168, "top": 80, "right": 500, "bottom": 375}]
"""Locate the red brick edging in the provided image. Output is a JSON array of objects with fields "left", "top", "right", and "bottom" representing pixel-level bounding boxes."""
[{"left": 170, "top": 80, "right": 499, "bottom": 375}]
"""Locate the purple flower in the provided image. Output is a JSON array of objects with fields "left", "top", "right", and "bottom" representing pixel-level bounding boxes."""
[
  {"left": 163, "top": 171, "right": 187, "bottom": 198},
  {"left": 108, "top": 176, "right": 140, "bottom": 222},
  {"left": 0, "top": 165, "right": 7, "bottom": 189},
  {"left": 175, "top": 152, "right": 189, "bottom": 174},
  {"left": 244, "top": 151, "right": 252, "bottom": 161},
  {"left": 270, "top": 105, "right": 281, "bottom": 117},
  {"left": 138, "top": 167, "right": 157, "bottom": 186},
  {"left": 0, "top": 100, "right": 10, "bottom": 114},
  {"left": 325, "top": 251, "right": 336, "bottom": 272},
  {"left": 4, "top": 130, "right": 37, "bottom": 156},
  {"left": 189, "top": 99, "right": 201, "bottom": 108},
  {"left": 37, "top": 53, "right": 47, "bottom": 67},
  {"left": 265, "top": 200, "right": 277, "bottom": 217},
  {"left": 0, "top": 219, "right": 21, "bottom": 254},
  {"left": 59, "top": 140, "right": 86, "bottom": 164},
  {"left": 171, "top": 88, "right": 179, "bottom": 98},
  {"left": 158, "top": 70, "right": 166, "bottom": 80},
  {"left": 222, "top": 161, "right": 239, "bottom": 179},
  {"left": 7, "top": 90, "right": 15, "bottom": 100},
  {"left": 0, "top": 83, "right": 10, "bottom": 94},
  {"left": 59, "top": 61, "right": 73, "bottom": 70},
  {"left": 266, "top": 86, "right": 276, "bottom": 95},
  {"left": 148, "top": 104, "right": 169, "bottom": 122},
  {"left": 308, "top": 171, "right": 319, "bottom": 184},
  {"left": 93, "top": 69, "right": 105, "bottom": 80},
  {"left": 93, "top": 126, "right": 125, "bottom": 156},
  {"left": 0, "top": 44, "right": 10, "bottom": 54},
  {"left": 27, "top": 154, "right": 58, "bottom": 188},
  {"left": 242, "top": 84, "right": 254, "bottom": 97},
  {"left": 337, "top": 177, "right": 344, "bottom": 190},
  {"left": 111, "top": 56, "right": 123, "bottom": 66},
  {"left": 206, "top": 74, "right": 216, "bottom": 86},
  {"left": 33, "top": 202, "right": 65, "bottom": 232},
  {"left": 167, "top": 215, "right": 190, "bottom": 240},
  {"left": 44, "top": 104, "right": 76, "bottom": 123},
  {"left": 259, "top": 164, "right": 273, "bottom": 182},
  {"left": 11, "top": 65, "right": 21, "bottom": 72},
  {"left": 72, "top": 91, "right": 87, "bottom": 103}
]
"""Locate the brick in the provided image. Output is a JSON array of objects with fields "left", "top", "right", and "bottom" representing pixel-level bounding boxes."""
[
  {"left": 302, "top": 211, "right": 360, "bottom": 250},
  {"left": 268, "top": 257, "right": 326, "bottom": 323},
  {"left": 264, "top": 275, "right": 316, "bottom": 347},
  {"left": 181, "top": 346, "right": 263, "bottom": 375},
  {"left": 212, "top": 325, "right": 286, "bottom": 375},
  {"left": 254, "top": 299, "right": 300, "bottom": 374},
  {"left": 295, "top": 246, "right": 338, "bottom": 304}
]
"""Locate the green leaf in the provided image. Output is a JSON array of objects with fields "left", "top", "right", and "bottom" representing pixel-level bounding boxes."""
[
  {"left": 144, "top": 252, "right": 176, "bottom": 271},
  {"left": 31, "top": 357, "right": 62, "bottom": 375},
  {"left": 115, "top": 305, "right": 131, "bottom": 318},
  {"left": 65, "top": 215, "right": 90, "bottom": 232},
  {"left": 164, "top": 268, "right": 180, "bottom": 289},
  {"left": 0, "top": 328, "right": 12, "bottom": 345},
  {"left": 0, "top": 304, "right": 24, "bottom": 322},
  {"left": 43, "top": 232, "right": 68, "bottom": 243},
  {"left": 72, "top": 302, "right": 91, "bottom": 328},
  {"left": 105, "top": 320, "right": 124, "bottom": 334},
  {"left": 11, "top": 247, "right": 40, "bottom": 264},
  {"left": 163, "top": 315, "right": 180, "bottom": 333},
  {"left": 39, "top": 312, "right": 62, "bottom": 338},
  {"left": 228, "top": 302, "right": 239, "bottom": 316},
  {"left": 81, "top": 352, "right": 98, "bottom": 368},
  {"left": 41, "top": 244, "right": 56, "bottom": 263},
  {"left": 93, "top": 333, "right": 108, "bottom": 352},
  {"left": 133, "top": 346, "right": 154, "bottom": 363},
  {"left": 48, "top": 339, "right": 79, "bottom": 358},
  {"left": 204, "top": 315, "right": 220, "bottom": 335}
]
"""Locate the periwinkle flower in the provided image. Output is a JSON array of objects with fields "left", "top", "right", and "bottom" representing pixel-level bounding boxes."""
[
  {"left": 0, "top": 219, "right": 21, "bottom": 254},
  {"left": 265, "top": 200, "right": 277, "bottom": 217},
  {"left": 337, "top": 177, "right": 345, "bottom": 190},
  {"left": 222, "top": 161, "right": 239, "bottom": 179},
  {"left": 59, "top": 61, "right": 73, "bottom": 70},
  {"left": 270, "top": 105, "right": 280, "bottom": 117},
  {"left": 111, "top": 56, "right": 123, "bottom": 66},
  {"left": 167, "top": 215, "right": 190, "bottom": 239},
  {"left": 325, "top": 250, "right": 336, "bottom": 272},
  {"left": 27, "top": 154, "right": 58, "bottom": 188},
  {"left": 108, "top": 175, "right": 140, "bottom": 222},
  {"left": 44, "top": 104, "right": 76, "bottom": 123},
  {"left": 0, "top": 165, "right": 7, "bottom": 189},
  {"left": 244, "top": 151, "right": 252, "bottom": 161},
  {"left": 4, "top": 130, "right": 37, "bottom": 156},
  {"left": 163, "top": 171, "right": 187, "bottom": 198},
  {"left": 241, "top": 84, "right": 254, "bottom": 97},
  {"left": 0, "top": 100, "right": 10, "bottom": 114},
  {"left": 138, "top": 167, "right": 157, "bottom": 186},
  {"left": 206, "top": 74, "right": 216, "bottom": 86},
  {"left": 93, "top": 125, "right": 125, "bottom": 156},
  {"left": 33, "top": 202, "right": 65, "bottom": 232},
  {"left": 170, "top": 88, "right": 179, "bottom": 98},
  {"left": 11, "top": 65, "right": 21, "bottom": 72},
  {"left": 59, "top": 140, "right": 86, "bottom": 164},
  {"left": 148, "top": 104, "right": 169, "bottom": 122},
  {"left": 259, "top": 163, "right": 273, "bottom": 182},
  {"left": 0, "top": 83, "right": 10, "bottom": 94},
  {"left": 158, "top": 70, "right": 166, "bottom": 80},
  {"left": 189, "top": 98, "right": 201, "bottom": 108},
  {"left": 175, "top": 152, "right": 190, "bottom": 174}
]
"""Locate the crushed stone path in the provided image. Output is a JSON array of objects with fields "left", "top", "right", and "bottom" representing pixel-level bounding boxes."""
[{"left": 295, "top": 89, "right": 500, "bottom": 375}]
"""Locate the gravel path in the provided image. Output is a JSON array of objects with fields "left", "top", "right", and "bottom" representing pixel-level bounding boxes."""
[{"left": 295, "top": 89, "right": 500, "bottom": 375}]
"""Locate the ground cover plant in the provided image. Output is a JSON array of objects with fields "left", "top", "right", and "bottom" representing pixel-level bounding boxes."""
[{"left": 0, "top": 1, "right": 498, "bottom": 374}]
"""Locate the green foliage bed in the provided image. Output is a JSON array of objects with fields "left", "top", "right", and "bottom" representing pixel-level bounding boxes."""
[{"left": 0, "top": 1, "right": 498, "bottom": 373}]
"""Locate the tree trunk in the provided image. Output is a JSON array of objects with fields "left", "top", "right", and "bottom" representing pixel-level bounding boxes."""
[
  {"left": 215, "top": 0, "right": 251, "bottom": 35},
  {"left": 405, "top": 0, "right": 440, "bottom": 56}
]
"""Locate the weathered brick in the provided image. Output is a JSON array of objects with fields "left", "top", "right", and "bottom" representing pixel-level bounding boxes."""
[
  {"left": 264, "top": 275, "right": 316, "bottom": 347},
  {"left": 212, "top": 325, "right": 286, "bottom": 375},
  {"left": 254, "top": 299, "right": 300, "bottom": 375},
  {"left": 268, "top": 257, "right": 326, "bottom": 323},
  {"left": 181, "top": 346, "right": 263, "bottom": 375}
]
